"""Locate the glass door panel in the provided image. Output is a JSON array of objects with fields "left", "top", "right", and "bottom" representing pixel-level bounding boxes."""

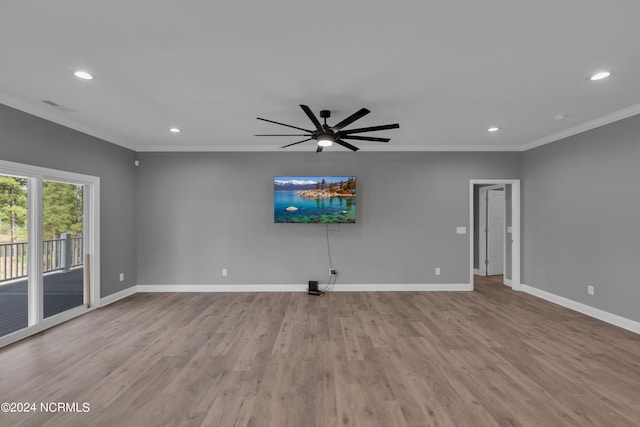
[
  {"left": 0, "top": 174, "right": 29, "bottom": 337},
  {"left": 42, "top": 180, "right": 84, "bottom": 318}
]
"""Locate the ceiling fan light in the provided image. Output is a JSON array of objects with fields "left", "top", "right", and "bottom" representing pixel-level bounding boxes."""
[{"left": 318, "top": 138, "right": 333, "bottom": 147}]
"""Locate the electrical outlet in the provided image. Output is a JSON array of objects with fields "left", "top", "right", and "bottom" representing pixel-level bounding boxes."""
[
  {"left": 587, "top": 285, "right": 594, "bottom": 296},
  {"left": 435, "top": 267, "right": 441, "bottom": 276},
  {"left": 330, "top": 268, "right": 337, "bottom": 275},
  {"left": 119, "top": 273, "right": 124, "bottom": 282},
  {"left": 222, "top": 268, "right": 228, "bottom": 277}
]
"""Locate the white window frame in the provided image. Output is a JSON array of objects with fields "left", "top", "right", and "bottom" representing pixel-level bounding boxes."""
[{"left": 0, "top": 159, "right": 100, "bottom": 348}]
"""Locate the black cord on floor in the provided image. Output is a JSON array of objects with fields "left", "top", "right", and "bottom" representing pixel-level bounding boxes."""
[
  {"left": 321, "top": 224, "right": 336, "bottom": 292},
  {"left": 325, "top": 223, "right": 333, "bottom": 270}
]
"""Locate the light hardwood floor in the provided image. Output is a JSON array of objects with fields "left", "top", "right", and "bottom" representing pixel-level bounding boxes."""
[{"left": 1, "top": 277, "right": 639, "bottom": 426}]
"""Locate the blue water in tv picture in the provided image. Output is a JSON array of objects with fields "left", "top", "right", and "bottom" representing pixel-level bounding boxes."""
[{"left": 274, "top": 176, "right": 356, "bottom": 223}]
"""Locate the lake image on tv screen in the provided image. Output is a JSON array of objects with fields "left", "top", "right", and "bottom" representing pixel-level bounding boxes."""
[{"left": 274, "top": 176, "right": 356, "bottom": 223}]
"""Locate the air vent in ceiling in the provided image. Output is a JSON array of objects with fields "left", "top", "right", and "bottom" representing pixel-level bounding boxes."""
[{"left": 42, "top": 100, "right": 75, "bottom": 113}]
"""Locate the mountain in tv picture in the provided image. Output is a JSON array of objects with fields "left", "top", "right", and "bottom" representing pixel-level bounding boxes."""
[{"left": 274, "top": 180, "right": 318, "bottom": 191}]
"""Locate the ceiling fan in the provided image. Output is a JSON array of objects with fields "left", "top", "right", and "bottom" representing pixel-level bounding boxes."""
[{"left": 255, "top": 105, "right": 400, "bottom": 152}]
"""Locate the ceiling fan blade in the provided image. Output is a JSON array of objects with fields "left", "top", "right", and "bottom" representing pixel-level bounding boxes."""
[
  {"left": 335, "top": 139, "right": 360, "bottom": 152},
  {"left": 340, "top": 123, "right": 400, "bottom": 135},
  {"left": 340, "top": 135, "right": 390, "bottom": 143},
  {"left": 332, "top": 108, "right": 371, "bottom": 130},
  {"left": 255, "top": 134, "right": 311, "bottom": 137},
  {"left": 257, "top": 117, "right": 312, "bottom": 133},
  {"left": 281, "top": 138, "right": 313, "bottom": 148},
  {"left": 300, "top": 105, "right": 323, "bottom": 131},
  {"left": 316, "top": 145, "right": 324, "bottom": 153}
]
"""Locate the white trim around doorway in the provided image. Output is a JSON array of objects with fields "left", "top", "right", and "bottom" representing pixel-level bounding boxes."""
[{"left": 469, "top": 179, "right": 521, "bottom": 291}]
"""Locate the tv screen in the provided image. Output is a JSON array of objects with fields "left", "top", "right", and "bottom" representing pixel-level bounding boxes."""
[{"left": 274, "top": 176, "right": 356, "bottom": 223}]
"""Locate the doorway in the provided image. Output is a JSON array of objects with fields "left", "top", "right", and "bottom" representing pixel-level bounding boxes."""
[
  {"left": 478, "top": 185, "right": 505, "bottom": 278},
  {"left": 469, "top": 180, "right": 520, "bottom": 291}
]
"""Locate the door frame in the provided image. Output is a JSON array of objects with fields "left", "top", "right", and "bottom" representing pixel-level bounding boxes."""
[
  {"left": 469, "top": 179, "right": 520, "bottom": 291},
  {"left": 0, "top": 159, "right": 100, "bottom": 348},
  {"left": 478, "top": 185, "right": 506, "bottom": 278}
]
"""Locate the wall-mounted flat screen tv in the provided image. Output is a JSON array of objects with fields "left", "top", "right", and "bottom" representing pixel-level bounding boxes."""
[{"left": 274, "top": 176, "right": 356, "bottom": 223}]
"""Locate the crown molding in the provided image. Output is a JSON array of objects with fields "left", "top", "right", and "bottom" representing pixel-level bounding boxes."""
[
  {"left": 3, "top": 91, "right": 639, "bottom": 154},
  {"left": 521, "top": 102, "right": 640, "bottom": 151},
  {"left": 133, "top": 102, "right": 640, "bottom": 152},
  {"left": 0, "top": 92, "right": 136, "bottom": 150},
  {"left": 133, "top": 143, "right": 523, "bottom": 152}
]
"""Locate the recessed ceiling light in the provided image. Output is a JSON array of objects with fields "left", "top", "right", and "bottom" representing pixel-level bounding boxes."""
[
  {"left": 73, "top": 70, "right": 94, "bottom": 80},
  {"left": 487, "top": 127, "right": 500, "bottom": 132},
  {"left": 589, "top": 71, "right": 611, "bottom": 81},
  {"left": 169, "top": 127, "right": 181, "bottom": 133}
]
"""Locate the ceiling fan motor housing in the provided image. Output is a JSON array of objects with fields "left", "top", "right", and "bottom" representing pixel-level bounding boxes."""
[{"left": 317, "top": 131, "right": 335, "bottom": 141}]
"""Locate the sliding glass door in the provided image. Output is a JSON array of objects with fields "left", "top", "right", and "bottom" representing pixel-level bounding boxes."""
[
  {"left": 0, "top": 174, "right": 29, "bottom": 337},
  {"left": 0, "top": 160, "right": 99, "bottom": 345},
  {"left": 42, "top": 180, "right": 85, "bottom": 318}
]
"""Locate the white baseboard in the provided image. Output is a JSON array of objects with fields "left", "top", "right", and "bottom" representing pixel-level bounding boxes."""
[
  {"left": 330, "top": 283, "right": 472, "bottom": 292},
  {"left": 504, "top": 278, "right": 512, "bottom": 287},
  {"left": 137, "top": 284, "right": 307, "bottom": 292},
  {"left": 136, "top": 283, "right": 473, "bottom": 293},
  {"left": 100, "top": 286, "right": 137, "bottom": 306},
  {"left": 474, "top": 268, "right": 482, "bottom": 275},
  {"left": 521, "top": 284, "right": 640, "bottom": 335}
]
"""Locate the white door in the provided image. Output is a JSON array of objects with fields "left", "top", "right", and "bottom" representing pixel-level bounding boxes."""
[{"left": 486, "top": 189, "right": 505, "bottom": 275}]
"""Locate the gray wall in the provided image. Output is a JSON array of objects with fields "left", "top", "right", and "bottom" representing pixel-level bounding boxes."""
[
  {"left": 4, "top": 98, "right": 638, "bottom": 324},
  {"left": 0, "top": 104, "right": 137, "bottom": 297},
  {"left": 136, "top": 152, "right": 521, "bottom": 286},
  {"left": 523, "top": 114, "right": 640, "bottom": 322}
]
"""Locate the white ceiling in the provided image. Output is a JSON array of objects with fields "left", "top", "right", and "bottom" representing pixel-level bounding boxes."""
[{"left": 1, "top": 0, "right": 640, "bottom": 152}]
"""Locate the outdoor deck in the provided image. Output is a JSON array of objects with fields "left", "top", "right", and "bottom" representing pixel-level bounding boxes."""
[{"left": 0, "top": 268, "right": 84, "bottom": 337}]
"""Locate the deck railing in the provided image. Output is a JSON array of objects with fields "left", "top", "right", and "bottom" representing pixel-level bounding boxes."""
[
  {"left": 0, "top": 241, "right": 28, "bottom": 282},
  {"left": 0, "top": 234, "right": 83, "bottom": 283}
]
